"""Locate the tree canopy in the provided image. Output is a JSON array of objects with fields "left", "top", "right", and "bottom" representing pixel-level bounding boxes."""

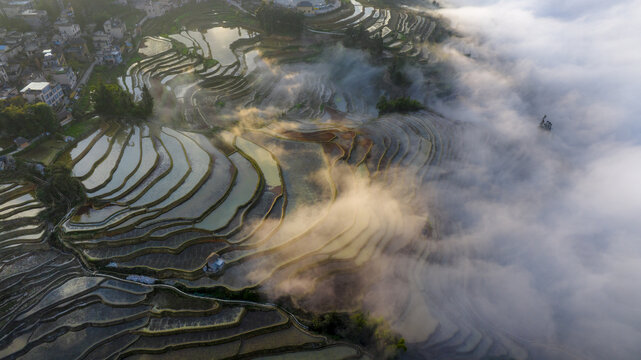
[
  {"left": 256, "top": 3, "right": 305, "bottom": 35},
  {"left": 343, "top": 25, "right": 385, "bottom": 55},
  {"left": 36, "top": 166, "right": 86, "bottom": 224},
  {"left": 0, "top": 99, "right": 58, "bottom": 139},
  {"left": 376, "top": 96, "right": 424, "bottom": 115},
  {"left": 311, "top": 311, "right": 407, "bottom": 359},
  {"left": 92, "top": 83, "right": 153, "bottom": 120}
]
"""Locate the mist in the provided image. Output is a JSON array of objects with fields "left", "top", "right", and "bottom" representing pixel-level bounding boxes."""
[
  {"left": 208, "top": 2, "right": 641, "bottom": 357},
  {"left": 406, "top": 0, "right": 641, "bottom": 359}
]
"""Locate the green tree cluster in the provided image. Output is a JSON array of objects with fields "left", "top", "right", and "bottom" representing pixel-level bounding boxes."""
[
  {"left": 311, "top": 311, "right": 407, "bottom": 359},
  {"left": 34, "top": 0, "right": 61, "bottom": 22},
  {"left": 0, "top": 99, "right": 58, "bottom": 139},
  {"left": 343, "top": 25, "right": 385, "bottom": 55},
  {"left": 256, "top": 3, "right": 304, "bottom": 35},
  {"left": 36, "top": 166, "right": 86, "bottom": 224},
  {"left": 68, "top": 0, "right": 128, "bottom": 28},
  {"left": 376, "top": 96, "right": 424, "bottom": 115},
  {"left": 0, "top": 16, "right": 30, "bottom": 32},
  {"left": 92, "top": 83, "right": 153, "bottom": 119},
  {"left": 389, "top": 57, "right": 410, "bottom": 87}
]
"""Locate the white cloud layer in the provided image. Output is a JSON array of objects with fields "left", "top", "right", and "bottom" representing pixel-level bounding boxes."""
[{"left": 418, "top": 0, "right": 641, "bottom": 359}]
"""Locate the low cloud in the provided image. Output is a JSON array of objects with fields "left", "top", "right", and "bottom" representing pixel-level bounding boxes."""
[{"left": 403, "top": 1, "right": 641, "bottom": 359}]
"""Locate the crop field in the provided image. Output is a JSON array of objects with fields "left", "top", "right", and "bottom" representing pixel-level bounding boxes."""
[
  {"left": 0, "top": 181, "right": 366, "bottom": 359},
  {"left": 51, "top": 106, "right": 461, "bottom": 352}
]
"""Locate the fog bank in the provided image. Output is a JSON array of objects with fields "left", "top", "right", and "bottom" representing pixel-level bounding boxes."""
[{"left": 413, "top": 1, "right": 641, "bottom": 358}]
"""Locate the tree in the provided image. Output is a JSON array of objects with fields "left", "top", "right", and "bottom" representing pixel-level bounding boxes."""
[
  {"left": 256, "top": 3, "right": 304, "bottom": 35},
  {"left": 137, "top": 85, "right": 154, "bottom": 118},
  {"left": 0, "top": 100, "right": 59, "bottom": 139},
  {"left": 310, "top": 311, "right": 407, "bottom": 359},
  {"left": 36, "top": 166, "right": 87, "bottom": 224},
  {"left": 34, "top": 0, "right": 61, "bottom": 22},
  {"left": 92, "top": 82, "right": 153, "bottom": 120},
  {"left": 376, "top": 96, "right": 424, "bottom": 115},
  {"left": 343, "top": 25, "right": 385, "bottom": 55}
]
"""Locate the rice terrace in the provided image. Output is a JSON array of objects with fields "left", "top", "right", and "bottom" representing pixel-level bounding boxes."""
[{"left": 1, "top": 0, "right": 631, "bottom": 359}]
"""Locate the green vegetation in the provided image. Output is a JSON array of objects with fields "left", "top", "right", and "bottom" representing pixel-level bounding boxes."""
[
  {"left": 36, "top": 166, "right": 87, "bottom": 224},
  {"left": 343, "top": 25, "right": 385, "bottom": 55},
  {"left": 256, "top": 3, "right": 305, "bottom": 35},
  {"left": 63, "top": 115, "right": 101, "bottom": 138},
  {"left": 311, "top": 312, "right": 407, "bottom": 358},
  {"left": 376, "top": 96, "right": 424, "bottom": 115},
  {"left": 189, "top": 286, "right": 263, "bottom": 303},
  {"left": 0, "top": 98, "right": 58, "bottom": 139},
  {"left": 34, "top": 0, "right": 61, "bottom": 22},
  {"left": 0, "top": 161, "right": 86, "bottom": 224},
  {"left": 68, "top": 0, "right": 144, "bottom": 29},
  {"left": 0, "top": 16, "right": 30, "bottom": 32},
  {"left": 203, "top": 58, "right": 219, "bottom": 69},
  {"left": 389, "top": 57, "right": 411, "bottom": 87},
  {"left": 17, "top": 137, "right": 67, "bottom": 165},
  {"left": 92, "top": 83, "right": 153, "bottom": 120}
]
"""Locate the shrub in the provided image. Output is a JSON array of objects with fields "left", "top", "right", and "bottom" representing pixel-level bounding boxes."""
[
  {"left": 0, "top": 99, "right": 58, "bottom": 139},
  {"left": 35, "top": 166, "right": 87, "bottom": 224},
  {"left": 256, "top": 3, "right": 304, "bottom": 35},
  {"left": 310, "top": 311, "right": 407, "bottom": 359},
  {"left": 376, "top": 96, "right": 424, "bottom": 115},
  {"left": 92, "top": 82, "right": 153, "bottom": 120}
]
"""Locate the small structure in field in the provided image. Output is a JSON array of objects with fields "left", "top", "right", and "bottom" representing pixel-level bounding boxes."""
[
  {"left": 297, "top": 1, "right": 314, "bottom": 14},
  {"left": 0, "top": 155, "right": 16, "bottom": 171},
  {"left": 203, "top": 254, "right": 225, "bottom": 274},
  {"left": 13, "top": 136, "right": 30, "bottom": 149},
  {"left": 539, "top": 115, "right": 552, "bottom": 131}
]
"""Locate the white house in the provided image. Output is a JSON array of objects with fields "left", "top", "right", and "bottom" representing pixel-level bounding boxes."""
[
  {"left": 144, "top": 0, "right": 172, "bottom": 18},
  {"left": 42, "top": 49, "right": 66, "bottom": 69},
  {"left": 1, "top": 0, "right": 33, "bottom": 18},
  {"left": 92, "top": 31, "right": 113, "bottom": 50},
  {"left": 95, "top": 47, "right": 123, "bottom": 65},
  {"left": 55, "top": 19, "right": 81, "bottom": 40},
  {"left": 104, "top": 18, "right": 127, "bottom": 40},
  {"left": 51, "top": 66, "right": 77, "bottom": 89},
  {"left": 20, "top": 81, "right": 64, "bottom": 107}
]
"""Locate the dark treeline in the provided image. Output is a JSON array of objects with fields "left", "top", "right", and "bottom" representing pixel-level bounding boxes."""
[
  {"left": 343, "top": 25, "right": 385, "bottom": 55},
  {"left": 256, "top": 3, "right": 304, "bottom": 35},
  {"left": 311, "top": 311, "right": 407, "bottom": 359},
  {"left": 0, "top": 162, "right": 86, "bottom": 224},
  {"left": 92, "top": 83, "right": 153, "bottom": 120},
  {"left": 377, "top": 96, "right": 424, "bottom": 115},
  {"left": 36, "top": 166, "right": 86, "bottom": 224},
  {"left": 0, "top": 98, "right": 58, "bottom": 139},
  {"left": 68, "top": 0, "right": 130, "bottom": 28}
]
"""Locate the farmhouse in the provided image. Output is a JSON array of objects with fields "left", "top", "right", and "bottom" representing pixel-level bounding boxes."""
[
  {"left": 203, "top": 254, "right": 225, "bottom": 274},
  {"left": 0, "top": 155, "right": 16, "bottom": 171},
  {"left": 296, "top": 1, "right": 314, "bottom": 14},
  {"left": 20, "top": 81, "right": 64, "bottom": 106},
  {"left": 104, "top": 18, "right": 127, "bottom": 40},
  {"left": 13, "top": 137, "right": 29, "bottom": 149}
]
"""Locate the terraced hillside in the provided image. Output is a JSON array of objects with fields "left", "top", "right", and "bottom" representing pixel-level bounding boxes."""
[
  {"left": 0, "top": 181, "right": 366, "bottom": 359},
  {"left": 0, "top": 2, "right": 531, "bottom": 358},
  {"left": 306, "top": 0, "right": 443, "bottom": 59},
  {"left": 121, "top": 1, "right": 448, "bottom": 126}
]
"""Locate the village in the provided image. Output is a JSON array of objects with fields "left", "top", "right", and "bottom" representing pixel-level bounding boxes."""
[{"left": 0, "top": 0, "right": 210, "bottom": 160}]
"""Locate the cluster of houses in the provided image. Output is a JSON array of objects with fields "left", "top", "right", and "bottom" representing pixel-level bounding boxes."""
[
  {"left": 0, "top": 0, "right": 144, "bottom": 111},
  {"left": 0, "top": 0, "right": 209, "bottom": 159}
]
